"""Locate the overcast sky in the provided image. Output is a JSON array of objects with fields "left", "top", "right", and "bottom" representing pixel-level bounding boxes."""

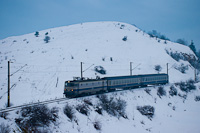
[{"left": 0, "top": 0, "right": 200, "bottom": 49}]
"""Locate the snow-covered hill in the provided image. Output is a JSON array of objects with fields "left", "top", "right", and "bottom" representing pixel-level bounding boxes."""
[{"left": 0, "top": 21, "right": 199, "bottom": 132}]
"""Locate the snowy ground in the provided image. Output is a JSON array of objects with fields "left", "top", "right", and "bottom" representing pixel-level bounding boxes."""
[
  {"left": 0, "top": 21, "right": 199, "bottom": 132},
  {"left": 1, "top": 83, "right": 200, "bottom": 133}
]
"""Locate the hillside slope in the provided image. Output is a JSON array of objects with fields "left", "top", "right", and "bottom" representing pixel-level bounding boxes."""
[
  {"left": 0, "top": 21, "right": 200, "bottom": 133},
  {"left": 0, "top": 21, "right": 197, "bottom": 108}
]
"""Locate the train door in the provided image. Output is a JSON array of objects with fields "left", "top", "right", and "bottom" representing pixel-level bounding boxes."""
[
  {"left": 102, "top": 80, "right": 107, "bottom": 91},
  {"left": 77, "top": 83, "right": 79, "bottom": 96},
  {"left": 139, "top": 77, "right": 142, "bottom": 86}
]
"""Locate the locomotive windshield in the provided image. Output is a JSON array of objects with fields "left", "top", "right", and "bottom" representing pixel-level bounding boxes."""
[{"left": 65, "top": 81, "right": 74, "bottom": 87}]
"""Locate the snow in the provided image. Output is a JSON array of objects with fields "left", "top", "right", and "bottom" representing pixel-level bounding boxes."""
[{"left": 0, "top": 21, "right": 200, "bottom": 132}]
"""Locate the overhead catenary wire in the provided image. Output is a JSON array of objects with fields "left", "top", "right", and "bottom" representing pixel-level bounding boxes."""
[{"left": 10, "top": 64, "right": 27, "bottom": 76}]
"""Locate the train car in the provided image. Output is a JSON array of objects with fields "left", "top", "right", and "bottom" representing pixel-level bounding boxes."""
[
  {"left": 64, "top": 79, "right": 107, "bottom": 97},
  {"left": 103, "top": 74, "right": 168, "bottom": 91},
  {"left": 140, "top": 74, "right": 168, "bottom": 86},
  {"left": 103, "top": 75, "right": 141, "bottom": 91},
  {"left": 64, "top": 73, "right": 168, "bottom": 98}
]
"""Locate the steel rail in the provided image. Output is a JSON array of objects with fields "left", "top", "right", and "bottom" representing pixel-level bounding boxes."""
[{"left": 0, "top": 97, "right": 69, "bottom": 113}]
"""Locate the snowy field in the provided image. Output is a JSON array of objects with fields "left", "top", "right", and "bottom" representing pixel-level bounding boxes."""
[{"left": 0, "top": 21, "right": 199, "bottom": 132}]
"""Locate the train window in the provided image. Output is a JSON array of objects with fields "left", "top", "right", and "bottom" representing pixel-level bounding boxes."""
[
  {"left": 109, "top": 81, "right": 111, "bottom": 86},
  {"left": 66, "top": 83, "right": 74, "bottom": 87}
]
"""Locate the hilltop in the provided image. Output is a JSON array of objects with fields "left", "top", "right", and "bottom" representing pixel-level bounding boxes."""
[{"left": 0, "top": 21, "right": 199, "bottom": 132}]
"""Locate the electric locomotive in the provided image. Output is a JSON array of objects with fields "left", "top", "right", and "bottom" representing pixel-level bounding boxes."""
[{"left": 64, "top": 73, "right": 168, "bottom": 98}]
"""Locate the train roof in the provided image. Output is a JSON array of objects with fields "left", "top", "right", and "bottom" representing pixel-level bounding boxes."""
[
  {"left": 66, "top": 78, "right": 106, "bottom": 83},
  {"left": 66, "top": 73, "right": 168, "bottom": 83},
  {"left": 102, "top": 73, "right": 168, "bottom": 80}
]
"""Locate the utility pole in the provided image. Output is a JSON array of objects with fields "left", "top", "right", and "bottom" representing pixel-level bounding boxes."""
[
  {"left": 7, "top": 62, "right": 26, "bottom": 107},
  {"left": 167, "top": 63, "right": 169, "bottom": 75},
  {"left": 194, "top": 68, "right": 196, "bottom": 82},
  {"left": 7, "top": 61, "right": 10, "bottom": 107},
  {"left": 130, "top": 62, "right": 133, "bottom": 76},
  {"left": 194, "top": 62, "right": 197, "bottom": 82},
  {"left": 81, "top": 62, "right": 83, "bottom": 79}
]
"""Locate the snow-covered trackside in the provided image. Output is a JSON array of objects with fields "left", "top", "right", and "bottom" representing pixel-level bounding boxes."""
[
  {"left": 0, "top": 21, "right": 200, "bottom": 132},
  {"left": 1, "top": 84, "right": 200, "bottom": 133}
]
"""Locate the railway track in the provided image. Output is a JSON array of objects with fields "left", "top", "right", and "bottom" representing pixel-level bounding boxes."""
[
  {"left": 0, "top": 97, "right": 69, "bottom": 113},
  {"left": 0, "top": 84, "right": 161, "bottom": 113}
]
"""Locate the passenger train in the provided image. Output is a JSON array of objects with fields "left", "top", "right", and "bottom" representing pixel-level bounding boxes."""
[{"left": 64, "top": 74, "right": 169, "bottom": 98}]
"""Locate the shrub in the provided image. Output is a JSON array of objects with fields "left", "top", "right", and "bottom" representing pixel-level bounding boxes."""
[
  {"left": 110, "top": 57, "right": 113, "bottom": 61},
  {"left": 122, "top": 36, "right": 127, "bottom": 41},
  {"left": 34, "top": 31, "right": 39, "bottom": 37},
  {"left": 176, "top": 39, "right": 188, "bottom": 46},
  {"left": 195, "top": 96, "right": 200, "bottom": 101},
  {"left": 187, "top": 79, "right": 196, "bottom": 90},
  {"left": 157, "top": 86, "right": 166, "bottom": 98},
  {"left": 94, "top": 66, "right": 106, "bottom": 75},
  {"left": 50, "top": 107, "right": 59, "bottom": 121},
  {"left": 0, "top": 112, "right": 9, "bottom": 119},
  {"left": 154, "top": 65, "right": 162, "bottom": 73},
  {"left": 169, "top": 85, "right": 177, "bottom": 96},
  {"left": 93, "top": 119, "right": 101, "bottom": 131},
  {"left": 95, "top": 105, "right": 103, "bottom": 115},
  {"left": 177, "top": 80, "right": 196, "bottom": 92},
  {"left": 97, "top": 95, "right": 127, "bottom": 118},
  {"left": 44, "top": 36, "right": 50, "bottom": 43},
  {"left": 144, "top": 88, "right": 151, "bottom": 95},
  {"left": 137, "top": 105, "right": 155, "bottom": 119},
  {"left": 165, "top": 50, "right": 185, "bottom": 62},
  {"left": 76, "top": 104, "right": 89, "bottom": 116},
  {"left": 64, "top": 104, "right": 75, "bottom": 121},
  {"left": 120, "top": 24, "right": 125, "bottom": 29},
  {"left": 172, "top": 106, "right": 176, "bottom": 111},
  {"left": 189, "top": 41, "right": 196, "bottom": 55},
  {"left": 178, "top": 93, "right": 187, "bottom": 100},
  {"left": 160, "top": 35, "right": 170, "bottom": 41},
  {"left": 174, "top": 63, "right": 188, "bottom": 73},
  {"left": 83, "top": 99, "right": 93, "bottom": 106},
  {"left": 148, "top": 30, "right": 170, "bottom": 41},
  {"left": 0, "top": 123, "right": 10, "bottom": 133},
  {"left": 15, "top": 105, "right": 58, "bottom": 132}
]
